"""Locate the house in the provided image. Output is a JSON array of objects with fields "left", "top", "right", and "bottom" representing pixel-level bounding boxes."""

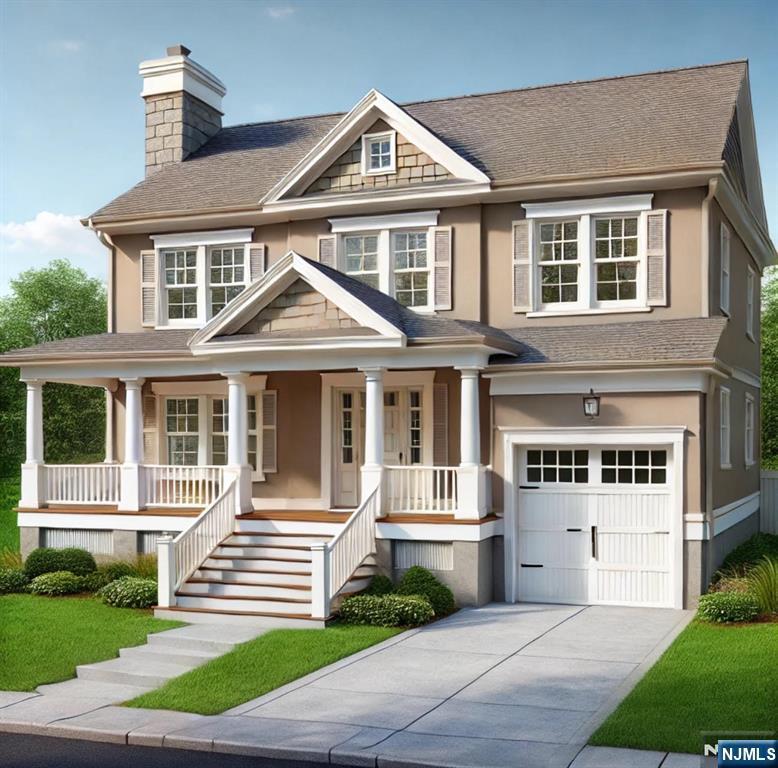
[{"left": 2, "top": 46, "right": 774, "bottom": 625}]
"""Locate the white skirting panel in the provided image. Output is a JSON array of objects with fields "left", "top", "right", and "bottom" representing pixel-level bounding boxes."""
[
  {"left": 41, "top": 528, "right": 113, "bottom": 555},
  {"left": 393, "top": 541, "right": 454, "bottom": 571},
  {"left": 138, "top": 530, "right": 171, "bottom": 554}
]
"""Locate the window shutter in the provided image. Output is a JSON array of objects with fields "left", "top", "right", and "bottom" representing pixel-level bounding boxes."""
[
  {"left": 247, "top": 243, "right": 266, "bottom": 282},
  {"left": 142, "top": 394, "right": 158, "bottom": 464},
  {"left": 318, "top": 235, "right": 337, "bottom": 268},
  {"left": 720, "top": 223, "right": 731, "bottom": 315},
  {"left": 431, "top": 226, "right": 453, "bottom": 311},
  {"left": 261, "top": 391, "right": 278, "bottom": 473},
  {"left": 512, "top": 220, "right": 532, "bottom": 312},
  {"left": 140, "top": 250, "right": 157, "bottom": 327},
  {"left": 645, "top": 210, "right": 668, "bottom": 307},
  {"left": 432, "top": 383, "right": 448, "bottom": 466}
]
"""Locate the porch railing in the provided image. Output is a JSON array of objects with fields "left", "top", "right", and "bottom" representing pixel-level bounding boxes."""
[
  {"left": 384, "top": 465, "right": 458, "bottom": 514},
  {"left": 142, "top": 465, "right": 225, "bottom": 507},
  {"left": 43, "top": 464, "right": 121, "bottom": 505}
]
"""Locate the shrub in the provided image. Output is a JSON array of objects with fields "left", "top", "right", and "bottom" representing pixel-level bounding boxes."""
[
  {"left": 396, "top": 566, "right": 455, "bottom": 617},
  {"left": 340, "top": 594, "right": 434, "bottom": 627},
  {"left": 0, "top": 568, "right": 30, "bottom": 594},
  {"left": 364, "top": 574, "right": 394, "bottom": 596},
  {"left": 29, "top": 570, "right": 84, "bottom": 596},
  {"left": 81, "top": 570, "right": 111, "bottom": 593},
  {"left": 0, "top": 549, "right": 23, "bottom": 569},
  {"left": 57, "top": 548, "right": 97, "bottom": 576},
  {"left": 719, "top": 533, "right": 778, "bottom": 577},
  {"left": 24, "top": 547, "right": 96, "bottom": 578},
  {"left": 102, "top": 561, "right": 136, "bottom": 581},
  {"left": 709, "top": 575, "right": 751, "bottom": 594},
  {"left": 747, "top": 557, "right": 778, "bottom": 616},
  {"left": 697, "top": 592, "right": 760, "bottom": 623},
  {"left": 99, "top": 577, "right": 157, "bottom": 609},
  {"left": 134, "top": 554, "right": 158, "bottom": 579}
]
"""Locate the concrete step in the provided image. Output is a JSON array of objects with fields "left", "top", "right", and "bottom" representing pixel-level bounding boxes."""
[
  {"left": 119, "top": 644, "right": 218, "bottom": 667},
  {"left": 154, "top": 606, "right": 327, "bottom": 628},
  {"left": 193, "top": 567, "right": 312, "bottom": 586},
  {"left": 225, "top": 533, "right": 332, "bottom": 547},
  {"left": 147, "top": 624, "right": 263, "bottom": 654},
  {"left": 76, "top": 657, "right": 193, "bottom": 687},
  {"left": 180, "top": 580, "right": 312, "bottom": 600},
  {"left": 36, "top": 678, "right": 154, "bottom": 699},
  {"left": 213, "top": 544, "right": 313, "bottom": 559},
  {"left": 202, "top": 556, "right": 311, "bottom": 571},
  {"left": 174, "top": 593, "right": 312, "bottom": 615}
]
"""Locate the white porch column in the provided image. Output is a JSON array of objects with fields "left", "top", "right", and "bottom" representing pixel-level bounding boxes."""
[
  {"left": 20, "top": 379, "right": 45, "bottom": 508},
  {"left": 455, "top": 367, "right": 486, "bottom": 520},
  {"left": 104, "top": 386, "right": 116, "bottom": 464},
  {"left": 119, "top": 377, "right": 145, "bottom": 511},
  {"left": 360, "top": 367, "right": 384, "bottom": 503},
  {"left": 224, "top": 372, "right": 253, "bottom": 513}
]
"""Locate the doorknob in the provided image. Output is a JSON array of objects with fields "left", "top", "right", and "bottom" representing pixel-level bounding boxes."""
[
  {"left": 590, "top": 525, "right": 598, "bottom": 560},
  {"left": 399, "top": 451, "right": 404, "bottom": 464}
]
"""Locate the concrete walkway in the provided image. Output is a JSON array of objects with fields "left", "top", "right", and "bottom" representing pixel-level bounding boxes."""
[{"left": 0, "top": 603, "right": 697, "bottom": 767}]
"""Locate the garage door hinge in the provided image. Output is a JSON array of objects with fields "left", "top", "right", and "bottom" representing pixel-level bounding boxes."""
[{"left": 520, "top": 563, "right": 543, "bottom": 568}]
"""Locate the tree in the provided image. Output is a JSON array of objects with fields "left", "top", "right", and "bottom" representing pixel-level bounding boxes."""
[
  {"left": 0, "top": 260, "right": 107, "bottom": 476},
  {"left": 762, "top": 267, "right": 778, "bottom": 469}
]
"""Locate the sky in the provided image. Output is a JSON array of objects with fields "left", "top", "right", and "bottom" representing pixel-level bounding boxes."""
[{"left": 0, "top": 0, "right": 776, "bottom": 295}]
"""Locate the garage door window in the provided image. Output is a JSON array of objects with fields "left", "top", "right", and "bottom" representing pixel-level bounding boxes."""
[
  {"left": 526, "top": 449, "right": 588, "bottom": 484},
  {"left": 602, "top": 449, "right": 666, "bottom": 485}
]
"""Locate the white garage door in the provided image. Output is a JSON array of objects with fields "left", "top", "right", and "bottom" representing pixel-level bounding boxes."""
[{"left": 516, "top": 446, "right": 673, "bottom": 607}]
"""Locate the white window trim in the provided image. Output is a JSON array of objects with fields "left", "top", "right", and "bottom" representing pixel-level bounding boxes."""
[
  {"left": 361, "top": 130, "right": 396, "bottom": 176},
  {"left": 746, "top": 265, "right": 756, "bottom": 341},
  {"left": 745, "top": 392, "right": 755, "bottom": 467},
  {"left": 720, "top": 223, "right": 731, "bottom": 317},
  {"left": 720, "top": 386, "right": 731, "bottom": 469},
  {"left": 522, "top": 194, "right": 653, "bottom": 219}
]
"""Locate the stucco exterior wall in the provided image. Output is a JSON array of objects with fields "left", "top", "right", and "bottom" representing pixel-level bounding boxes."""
[{"left": 113, "top": 233, "right": 155, "bottom": 333}]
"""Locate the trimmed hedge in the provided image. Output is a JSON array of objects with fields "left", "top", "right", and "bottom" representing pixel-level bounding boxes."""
[
  {"left": 396, "top": 566, "right": 455, "bottom": 617},
  {"left": 364, "top": 574, "right": 394, "bottom": 596},
  {"left": 697, "top": 592, "right": 760, "bottom": 623},
  {"left": 0, "top": 568, "right": 30, "bottom": 594},
  {"left": 340, "top": 594, "right": 434, "bottom": 627},
  {"left": 24, "top": 547, "right": 96, "bottom": 579},
  {"left": 99, "top": 577, "right": 157, "bottom": 609},
  {"left": 29, "top": 570, "right": 84, "bottom": 596}
]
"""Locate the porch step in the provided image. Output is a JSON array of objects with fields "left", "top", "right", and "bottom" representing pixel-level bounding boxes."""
[
  {"left": 154, "top": 606, "right": 327, "bottom": 628},
  {"left": 227, "top": 532, "right": 333, "bottom": 547},
  {"left": 179, "top": 580, "right": 312, "bottom": 599},
  {"left": 212, "top": 544, "right": 313, "bottom": 559},
  {"left": 193, "top": 567, "right": 313, "bottom": 586},
  {"left": 174, "top": 593, "right": 312, "bottom": 615},
  {"left": 202, "top": 556, "right": 311, "bottom": 571}
]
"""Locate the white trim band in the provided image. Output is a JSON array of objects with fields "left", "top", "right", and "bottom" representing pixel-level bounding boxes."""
[
  {"left": 328, "top": 210, "right": 440, "bottom": 233},
  {"left": 151, "top": 229, "right": 254, "bottom": 248},
  {"left": 522, "top": 194, "right": 654, "bottom": 219}
]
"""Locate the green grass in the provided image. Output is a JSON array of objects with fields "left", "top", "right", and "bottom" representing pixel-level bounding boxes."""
[
  {"left": 591, "top": 620, "right": 778, "bottom": 754},
  {"left": 0, "top": 593, "right": 182, "bottom": 691},
  {"left": 126, "top": 624, "right": 401, "bottom": 715},
  {"left": 0, "top": 475, "right": 20, "bottom": 554}
]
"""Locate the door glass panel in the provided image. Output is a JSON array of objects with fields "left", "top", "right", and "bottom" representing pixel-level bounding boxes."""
[
  {"left": 526, "top": 449, "right": 589, "bottom": 484},
  {"left": 341, "top": 392, "right": 353, "bottom": 464},
  {"left": 409, "top": 389, "right": 422, "bottom": 464}
]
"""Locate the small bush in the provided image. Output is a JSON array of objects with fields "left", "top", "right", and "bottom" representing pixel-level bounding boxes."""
[
  {"left": 697, "top": 592, "right": 760, "bottom": 623},
  {"left": 364, "top": 574, "right": 394, "bottom": 596},
  {"left": 81, "top": 570, "right": 111, "bottom": 592},
  {"left": 0, "top": 549, "right": 23, "bottom": 569},
  {"left": 0, "top": 568, "right": 30, "bottom": 594},
  {"left": 99, "top": 577, "right": 157, "bottom": 609},
  {"left": 396, "top": 566, "right": 455, "bottom": 617},
  {"left": 340, "top": 594, "right": 433, "bottom": 627},
  {"left": 24, "top": 547, "right": 96, "bottom": 578},
  {"left": 720, "top": 533, "right": 778, "bottom": 577},
  {"left": 29, "top": 570, "right": 84, "bottom": 596},
  {"left": 102, "top": 561, "right": 136, "bottom": 581},
  {"left": 57, "top": 548, "right": 97, "bottom": 576},
  {"left": 134, "top": 554, "right": 158, "bottom": 579},
  {"left": 747, "top": 557, "right": 778, "bottom": 616},
  {"left": 709, "top": 575, "right": 751, "bottom": 594}
]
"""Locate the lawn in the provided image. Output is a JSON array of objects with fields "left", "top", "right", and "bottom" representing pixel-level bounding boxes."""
[
  {"left": 126, "top": 624, "right": 401, "bottom": 714},
  {"left": 0, "top": 594, "right": 182, "bottom": 691},
  {"left": 590, "top": 620, "right": 778, "bottom": 754},
  {"left": 0, "top": 475, "right": 20, "bottom": 553}
]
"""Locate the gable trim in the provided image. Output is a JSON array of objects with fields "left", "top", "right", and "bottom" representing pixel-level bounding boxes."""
[
  {"left": 261, "top": 89, "right": 490, "bottom": 205},
  {"left": 329, "top": 210, "right": 440, "bottom": 233}
]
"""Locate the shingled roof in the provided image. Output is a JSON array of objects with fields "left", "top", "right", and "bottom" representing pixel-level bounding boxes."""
[{"left": 90, "top": 61, "right": 746, "bottom": 221}]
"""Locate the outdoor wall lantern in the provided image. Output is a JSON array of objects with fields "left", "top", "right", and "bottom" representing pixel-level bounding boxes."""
[{"left": 582, "top": 388, "right": 601, "bottom": 419}]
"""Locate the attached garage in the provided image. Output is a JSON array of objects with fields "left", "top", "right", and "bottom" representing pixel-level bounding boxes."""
[{"left": 503, "top": 428, "right": 685, "bottom": 609}]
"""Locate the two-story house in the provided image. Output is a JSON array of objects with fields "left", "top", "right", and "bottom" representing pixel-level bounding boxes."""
[{"left": 3, "top": 46, "right": 774, "bottom": 625}]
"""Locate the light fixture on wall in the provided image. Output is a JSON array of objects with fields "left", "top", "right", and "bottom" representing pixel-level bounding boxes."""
[{"left": 583, "top": 388, "right": 600, "bottom": 419}]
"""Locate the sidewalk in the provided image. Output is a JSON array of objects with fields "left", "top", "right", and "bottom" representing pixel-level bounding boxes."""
[{"left": 0, "top": 603, "right": 699, "bottom": 768}]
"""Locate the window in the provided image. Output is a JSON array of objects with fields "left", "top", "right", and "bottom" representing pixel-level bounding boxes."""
[
  {"left": 602, "top": 449, "right": 666, "bottom": 485},
  {"left": 341, "top": 392, "right": 354, "bottom": 464},
  {"left": 209, "top": 247, "right": 246, "bottom": 315},
  {"left": 720, "top": 386, "right": 731, "bottom": 468},
  {"left": 747, "top": 266, "right": 756, "bottom": 340},
  {"left": 362, "top": 132, "right": 395, "bottom": 175},
  {"left": 166, "top": 398, "right": 199, "bottom": 465},
  {"left": 538, "top": 221, "right": 579, "bottom": 305},
  {"left": 720, "top": 223, "right": 731, "bottom": 316},
  {"left": 343, "top": 235, "right": 380, "bottom": 289},
  {"left": 409, "top": 389, "right": 423, "bottom": 464},
  {"left": 163, "top": 249, "right": 198, "bottom": 320},
  {"left": 526, "top": 449, "right": 589, "bottom": 484},
  {"left": 393, "top": 232, "right": 429, "bottom": 308},
  {"left": 745, "top": 394, "right": 755, "bottom": 467},
  {"left": 211, "top": 398, "right": 228, "bottom": 465},
  {"left": 247, "top": 395, "right": 259, "bottom": 472},
  {"left": 594, "top": 217, "right": 639, "bottom": 302}
]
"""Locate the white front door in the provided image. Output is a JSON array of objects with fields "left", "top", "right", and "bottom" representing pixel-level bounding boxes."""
[{"left": 516, "top": 446, "right": 673, "bottom": 607}]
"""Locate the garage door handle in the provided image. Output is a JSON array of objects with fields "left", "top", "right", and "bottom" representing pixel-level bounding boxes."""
[
  {"left": 591, "top": 525, "right": 598, "bottom": 560},
  {"left": 519, "top": 485, "right": 538, "bottom": 490},
  {"left": 520, "top": 563, "right": 543, "bottom": 568},
  {"left": 566, "top": 528, "right": 582, "bottom": 532}
]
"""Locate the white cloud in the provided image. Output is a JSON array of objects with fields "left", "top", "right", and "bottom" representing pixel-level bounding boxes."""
[
  {"left": 49, "top": 39, "right": 84, "bottom": 54},
  {"left": 0, "top": 212, "right": 106, "bottom": 296},
  {"left": 266, "top": 6, "right": 295, "bottom": 19}
]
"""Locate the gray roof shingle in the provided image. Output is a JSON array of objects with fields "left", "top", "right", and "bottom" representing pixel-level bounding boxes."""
[{"left": 91, "top": 61, "right": 745, "bottom": 221}]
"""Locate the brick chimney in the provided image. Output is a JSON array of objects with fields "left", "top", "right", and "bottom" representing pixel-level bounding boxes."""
[{"left": 139, "top": 45, "right": 226, "bottom": 177}]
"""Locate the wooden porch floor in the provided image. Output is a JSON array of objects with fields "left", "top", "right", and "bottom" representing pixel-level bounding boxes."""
[{"left": 15, "top": 504, "right": 202, "bottom": 517}]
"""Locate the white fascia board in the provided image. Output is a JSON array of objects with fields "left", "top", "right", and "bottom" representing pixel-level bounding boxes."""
[
  {"left": 731, "top": 366, "right": 761, "bottom": 389},
  {"left": 499, "top": 426, "right": 687, "bottom": 444},
  {"left": 151, "top": 375, "right": 267, "bottom": 395},
  {"left": 376, "top": 519, "right": 503, "bottom": 542},
  {"left": 17, "top": 512, "right": 194, "bottom": 532},
  {"left": 192, "top": 337, "right": 405, "bottom": 356},
  {"left": 261, "top": 89, "right": 489, "bottom": 204},
  {"left": 522, "top": 194, "right": 654, "bottom": 219},
  {"left": 712, "top": 491, "right": 760, "bottom": 535},
  {"left": 329, "top": 210, "right": 440, "bottom": 233},
  {"left": 151, "top": 228, "right": 254, "bottom": 248}
]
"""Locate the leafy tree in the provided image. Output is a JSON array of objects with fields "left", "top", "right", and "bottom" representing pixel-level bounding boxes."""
[
  {"left": 763, "top": 267, "right": 778, "bottom": 469},
  {"left": 0, "top": 260, "right": 107, "bottom": 476}
]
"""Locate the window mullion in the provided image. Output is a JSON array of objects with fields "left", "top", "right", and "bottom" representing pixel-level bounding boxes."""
[
  {"left": 378, "top": 230, "right": 391, "bottom": 295},
  {"left": 579, "top": 214, "right": 591, "bottom": 309}
]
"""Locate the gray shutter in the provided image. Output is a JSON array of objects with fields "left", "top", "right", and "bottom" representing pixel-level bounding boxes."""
[
  {"left": 261, "top": 391, "right": 277, "bottom": 473},
  {"left": 646, "top": 210, "right": 668, "bottom": 307},
  {"left": 432, "top": 383, "right": 448, "bottom": 466},
  {"left": 512, "top": 221, "right": 532, "bottom": 312},
  {"left": 431, "top": 226, "right": 452, "bottom": 311},
  {"left": 140, "top": 250, "right": 157, "bottom": 327},
  {"left": 248, "top": 243, "right": 266, "bottom": 282},
  {"left": 142, "top": 394, "right": 158, "bottom": 463},
  {"left": 318, "top": 235, "right": 337, "bottom": 268}
]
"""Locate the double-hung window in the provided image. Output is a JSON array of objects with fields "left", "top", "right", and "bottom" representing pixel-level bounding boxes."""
[
  {"left": 163, "top": 249, "right": 198, "bottom": 320},
  {"left": 343, "top": 235, "right": 380, "bottom": 289},
  {"left": 594, "top": 216, "right": 639, "bottom": 302},
  {"left": 538, "top": 221, "right": 579, "bottom": 306},
  {"left": 393, "top": 232, "right": 429, "bottom": 308},
  {"left": 746, "top": 266, "right": 756, "bottom": 340},
  {"left": 362, "top": 132, "right": 396, "bottom": 175},
  {"left": 745, "top": 393, "right": 755, "bottom": 467},
  {"left": 209, "top": 247, "right": 246, "bottom": 315},
  {"left": 166, "top": 398, "right": 199, "bottom": 465},
  {"left": 720, "top": 223, "right": 731, "bottom": 316},
  {"left": 720, "top": 386, "right": 731, "bottom": 469},
  {"left": 210, "top": 396, "right": 259, "bottom": 471}
]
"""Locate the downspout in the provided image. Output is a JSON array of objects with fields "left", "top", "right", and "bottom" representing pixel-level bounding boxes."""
[{"left": 701, "top": 179, "right": 718, "bottom": 318}]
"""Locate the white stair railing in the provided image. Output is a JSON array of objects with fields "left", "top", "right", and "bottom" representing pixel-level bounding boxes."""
[
  {"left": 43, "top": 464, "right": 121, "bottom": 505},
  {"left": 384, "top": 465, "right": 458, "bottom": 514},
  {"left": 157, "top": 478, "right": 237, "bottom": 608},
  {"left": 142, "top": 465, "right": 225, "bottom": 507}
]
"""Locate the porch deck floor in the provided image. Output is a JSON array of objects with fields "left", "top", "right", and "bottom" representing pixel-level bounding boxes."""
[
  {"left": 239, "top": 510, "right": 352, "bottom": 523},
  {"left": 16, "top": 505, "right": 202, "bottom": 517}
]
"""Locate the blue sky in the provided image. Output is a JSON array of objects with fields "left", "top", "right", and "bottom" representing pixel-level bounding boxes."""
[{"left": 1, "top": 0, "right": 776, "bottom": 294}]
